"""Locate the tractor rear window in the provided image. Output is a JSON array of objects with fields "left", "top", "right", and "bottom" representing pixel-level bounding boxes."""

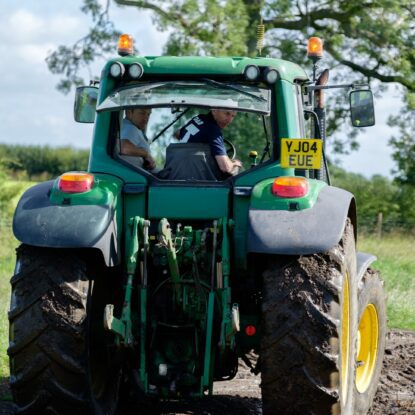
[
  {"left": 98, "top": 81, "right": 271, "bottom": 115},
  {"left": 104, "top": 80, "right": 273, "bottom": 181}
]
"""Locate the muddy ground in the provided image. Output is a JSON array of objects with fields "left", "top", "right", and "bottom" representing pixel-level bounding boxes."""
[{"left": 1, "top": 329, "right": 414, "bottom": 415}]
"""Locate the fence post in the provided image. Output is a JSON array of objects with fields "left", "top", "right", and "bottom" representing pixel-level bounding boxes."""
[{"left": 375, "top": 212, "right": 383, "bottom": 239}]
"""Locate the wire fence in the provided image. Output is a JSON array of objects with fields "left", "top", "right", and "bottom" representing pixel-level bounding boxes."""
[
  {"left": 1, "top": 214, "right": 414, "bottom": 238},
  {"left": 358, "top": 214, "right": 415, "bottom": 237}
]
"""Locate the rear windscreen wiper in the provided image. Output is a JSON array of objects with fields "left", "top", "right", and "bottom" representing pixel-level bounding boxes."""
[{"left": 201, "top": 78, "right": 267, "bottom": 102}]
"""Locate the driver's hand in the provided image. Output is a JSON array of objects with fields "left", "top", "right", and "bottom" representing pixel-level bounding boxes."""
[
  {"left": 144, "top": 155, "right": 156, "bottom": 170},
  {"left": 233, "top": 159, "right": 243, "bottom": 168},
  {"left": 174, "top": 130, "right": 182, "bottom": 140}
]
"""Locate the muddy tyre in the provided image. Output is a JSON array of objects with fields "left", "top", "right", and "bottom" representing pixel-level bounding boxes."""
[
  {"left": 354, "top": 269, "right": 386, "bottom": 415},
  {"left": 261, "top": 220, "right": 358, "bottom": 415},
  {"left": 8, "top": 245, "right": 121, "bottom": 415}
]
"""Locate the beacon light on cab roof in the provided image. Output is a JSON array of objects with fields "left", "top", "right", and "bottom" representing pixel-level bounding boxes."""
[
  {"left": 118, "top": 34, "right": 134, "bottom": 56},
  {"left": 307, "top": 37, "right": 323, "bottom": 60}
]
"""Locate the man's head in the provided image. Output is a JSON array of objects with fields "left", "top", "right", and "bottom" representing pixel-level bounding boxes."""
[
  {"left": 211, "top": 109, "right": 237, "bottom": 129},
  {"left": 126, "top": 108, "right": 152, "bottom": 131}
]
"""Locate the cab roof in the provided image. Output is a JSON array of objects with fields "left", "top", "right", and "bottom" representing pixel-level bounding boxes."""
[{"left": 106, "top": 55, "right": 309, "bottom": 84}]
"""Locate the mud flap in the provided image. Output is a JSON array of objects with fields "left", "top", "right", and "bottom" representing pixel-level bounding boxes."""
[
  {"left": 13, "top": 180, "right": 121, "bottom": 266},
  {"left": 247, "top": 185, "right": 356, "bottom": 255}
]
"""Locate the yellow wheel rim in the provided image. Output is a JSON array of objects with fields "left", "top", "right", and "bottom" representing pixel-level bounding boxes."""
[
  {"left": 341, "top": 274, "right": 350, "bottom": 402},
  {"left": 356, "top": 303, "right": 379, "bottom": 393}
]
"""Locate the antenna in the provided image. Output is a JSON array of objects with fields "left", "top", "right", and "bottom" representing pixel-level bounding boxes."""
[{"left": 257, "top": 19, "right": 265, "bottom": 56}]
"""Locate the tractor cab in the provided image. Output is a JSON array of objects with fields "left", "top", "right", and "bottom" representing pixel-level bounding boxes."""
[{"left": 76, "top": 73, "right": 275, "bottom": 185}]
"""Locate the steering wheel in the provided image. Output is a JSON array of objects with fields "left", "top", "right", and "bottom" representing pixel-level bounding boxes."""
[{"left": 224, "top": 138, "right": 236, "bottom": 160}]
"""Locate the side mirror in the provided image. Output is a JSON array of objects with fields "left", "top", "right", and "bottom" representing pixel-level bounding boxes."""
[
  {"left": 350, "top": 89, "right": 375, "bottom": 127},
  {"left": 74, "top": 86, "right": 99, "bottom": 123}
]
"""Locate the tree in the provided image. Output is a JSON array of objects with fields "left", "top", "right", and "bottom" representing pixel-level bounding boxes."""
[
  {"left": 388, "top": 93, "right": 415, "bottom": 185},
  {"left": 46, "top": 0, "right": 415, "bottom": 182},
  {"left": 46, "top": 0, "right": 121, "bottom": 93}
]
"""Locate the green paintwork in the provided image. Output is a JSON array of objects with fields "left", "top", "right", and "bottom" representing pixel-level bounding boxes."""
[
  {"left": 67, "top": 47, "right": 350, "bottom": 403},
  {"left": 250, "top": 178, "right": 327, "bottom": 210},
  {"left": 106, "top": 55, "right": 308, "bottom": 84},
  {"left": 159, "top": 218, "right": 182, "bottom": 306},
  {"left": 230, "top": 79, "right": 305, "bottom": 267},
  {"left": 50, "top": 173, "right": 123, "bottom": 206},
  {"left": 139, "top": 287, "right": 148, "bottom": 392},
  {"left": 148, "top": 187, "right": 230, "bottom": 219},
  {"left": 106, "top": 216, "right": 142, "bottom": 345},
  {"left": 202, "top": 291, "right": 215, "bottom": 392},
  {"left": 127, "top": 217, "right": 140, "bottom": 275}
]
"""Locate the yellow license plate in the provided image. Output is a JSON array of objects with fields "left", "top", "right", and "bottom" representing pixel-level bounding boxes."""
[{"left": 280, "top": 138, "right": 323, "bottom": 169}]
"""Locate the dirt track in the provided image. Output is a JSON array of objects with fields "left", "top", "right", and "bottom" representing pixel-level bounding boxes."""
[{"left": 1, "top": 329, "right": 414, "bottom": 415}]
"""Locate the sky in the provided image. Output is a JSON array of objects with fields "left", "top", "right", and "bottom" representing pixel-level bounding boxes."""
[{"left": 0, "top": 1, "right": 402, "bottom": 178}]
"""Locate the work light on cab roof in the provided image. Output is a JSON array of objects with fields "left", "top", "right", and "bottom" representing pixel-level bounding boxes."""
[{"left": 109, "top": 61, "right": 125, "bottom": 78}]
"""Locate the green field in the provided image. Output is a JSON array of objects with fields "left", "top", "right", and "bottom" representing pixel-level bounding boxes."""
[
  {"left": 0, "top": 225, "right": 17, "bottom": 378},
  {"left": 357, "top": 234, "right": 415, "bottom": 331}
]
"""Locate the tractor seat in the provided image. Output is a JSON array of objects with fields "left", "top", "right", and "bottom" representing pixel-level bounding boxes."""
[{"left": 157, "top": 143, "right": 224, "bottom": 181}]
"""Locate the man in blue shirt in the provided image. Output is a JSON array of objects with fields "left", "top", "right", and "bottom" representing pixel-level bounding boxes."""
[
  {"left": 178, "top": 109, "right": 243, "bottom": 175},
  {"left": 120, "top": 108, "right": 157, "bottom": 171}
]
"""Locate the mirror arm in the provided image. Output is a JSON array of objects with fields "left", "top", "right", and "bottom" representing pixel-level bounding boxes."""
[
  {"left": 307, "top": 83, "right": 369, "bottom": 92},
  {"left": 259, "top": 115, "right": 271, "bottom": 163},
  {"left": 303, "top": 109, "right": 331, "bottom": 185}
]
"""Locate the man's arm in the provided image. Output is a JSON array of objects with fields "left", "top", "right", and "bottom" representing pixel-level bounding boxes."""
[
  {"left": 120, "top": 139, "right": 156, "bottom": 169},
  {"left": 215, "top": 155, "right": 242, "bottom": 175}
]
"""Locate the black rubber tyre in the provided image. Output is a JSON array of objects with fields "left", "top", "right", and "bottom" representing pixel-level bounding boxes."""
[
  {"left": 8, "top": 245, "right": 122, "bottom": 415},
  {"left": 261, "top": 219, "right": 358, "bottom": 415},
  {"left": 354, "top": 269, "right": 386, "bottom": 415}
]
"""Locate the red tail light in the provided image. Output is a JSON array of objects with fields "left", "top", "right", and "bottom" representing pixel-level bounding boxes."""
[
  {"left": 245, "top": 325, "right": 257, "bottom": 336},
  {"left": 271, "top": 177, "right": 309, "bottom": 198},
  {"left": 58, "top": 172, "right": 94, "bottom": 193}
]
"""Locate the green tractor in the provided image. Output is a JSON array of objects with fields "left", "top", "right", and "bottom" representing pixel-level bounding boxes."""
[{"left": 8, "top": 34, "right": 386, "bottom": 415}]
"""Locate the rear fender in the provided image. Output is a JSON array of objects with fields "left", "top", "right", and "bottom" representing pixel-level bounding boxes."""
[
  {"left": 356, "top": 252, "right": 377, "bottom": 290},
  {"left": 13, "top": 175, "right": 123, "bottom": 267},
  {"left": 247, "top": 185, "right": 357, "bottom": 255}
]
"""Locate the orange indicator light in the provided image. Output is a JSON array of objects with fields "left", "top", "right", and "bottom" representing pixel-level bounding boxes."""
[
  {"left": 58, "top": 172, "right": 94, "bottom": 194},
  {"left": 271, "top": 177, "right": 309, "bottom": 198}
]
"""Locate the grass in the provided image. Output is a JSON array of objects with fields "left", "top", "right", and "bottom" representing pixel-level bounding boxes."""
[
  {"left": 0, "top": 180, "right": 33, "bottom": 379},
  {"left": 358, "top": 233, "right": 415, "bottom": 331},
  {"left": 0, "top": 225, "right": 17, "bottom": 378}
]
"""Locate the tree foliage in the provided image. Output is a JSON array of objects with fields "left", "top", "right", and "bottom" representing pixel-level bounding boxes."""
[
  {"left": 330, "top": 165, "right": 415, "bottom": 232},
  {"left": 46, "top": 0, "right": 415, "bottom": 183},
  {"left": 46, "top": 0, "right": 121, "bottom": 94},
  {"left": 0, "top": 144, "right": 90, "bottom": 179},
  {"left": 388, "top": 92, "right": 415, "bottom": 185},
  {"left": 49, "top": 1, "right": 415, "bottom": 91}
]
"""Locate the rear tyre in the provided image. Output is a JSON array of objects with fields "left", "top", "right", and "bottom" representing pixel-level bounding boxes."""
[
  {"left": 261, "top": 219, "right": 358, "bottom": 415},
  {"left": 354, "top": 269, "right": 386, "bottom": 415},
  {"left": 8, "top": 245, "right": 122, "bottom": 414}
]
